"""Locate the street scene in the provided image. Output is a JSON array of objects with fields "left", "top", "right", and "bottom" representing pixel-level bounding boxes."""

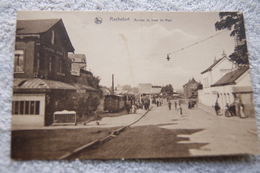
[{"left": 11, "top": 11, "right": 259, "bottom": 160}]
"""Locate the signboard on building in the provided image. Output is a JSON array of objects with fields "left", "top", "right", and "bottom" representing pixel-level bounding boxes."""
[
  {"left": 151, "top": 87, "right": 162, "bottom": 94},
  {"left": 138, "top": 83, "right": 152, "bottom": 93}
]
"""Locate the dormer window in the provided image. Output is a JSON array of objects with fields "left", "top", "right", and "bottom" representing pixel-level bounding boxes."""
[{"left": 51, "top": 30, "right": 55, "bottom": 45}]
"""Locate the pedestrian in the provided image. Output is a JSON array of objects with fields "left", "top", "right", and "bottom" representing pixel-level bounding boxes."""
[
  {"left": 188, "top": 101, "right": 191, "bottom": 109},
  {"left": 194, "top": 100, "right": 197, "bottom": 108},
  {"left": 126, "top": 103, "right": 131, "bottom": 114},
  {"left": 229, "top": 103, "right": 236, "bottom": 116},
  {"left": 168, "top": 100, "right": 172, "bottom": 110},
  {"left": 225, "top": 103, "right": 230, "bottom": 117},
  {"left": 174, "top": 101, "right": 177, "bottom": 110},
  {"left": 240, "top": 104, "right": 246, "bottom": 118},
  {"left": 234, "top": 97, "right": 242, "bottom": 117},
  {"left": 214, "top": 101, "right": 220, "bottom": 115},
  {"left": 177, "top": 103, "right": 182, "bottom": 115},
  {"left": 132, "top": 104, "right": 137, "bottom": 114}
]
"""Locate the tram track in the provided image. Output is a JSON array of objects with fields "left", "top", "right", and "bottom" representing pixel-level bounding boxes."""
[{"left": 58, "top": 106, "right": 153, "bottom": 160}]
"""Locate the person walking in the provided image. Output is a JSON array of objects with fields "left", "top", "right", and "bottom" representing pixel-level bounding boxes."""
[
  {"left": 214, "top": 101, "right": 220, "bottom": 115},
  {"left": 177, "top": 103, "right": 182, "bottom": 115},
  {"left": 168, "top": 100, "right": 172, "bottom": 110},
  {"left": 188, "top": 101, "right": 191, "bottom": 109},
  {"left": 174, "top": 101, "right": 177, "bottom": 110}
]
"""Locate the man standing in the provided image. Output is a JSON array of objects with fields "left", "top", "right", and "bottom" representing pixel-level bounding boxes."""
[
  {"left": 168, "top": 100, "right": 172, "bottom": 110},
  {"left": 174, "top": 101, "right": 177, "bottom": 110}
]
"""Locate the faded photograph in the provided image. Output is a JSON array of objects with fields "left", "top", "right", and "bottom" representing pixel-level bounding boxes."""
[{"left": 11, "top": 11, "right": 259, "bottom": 160}]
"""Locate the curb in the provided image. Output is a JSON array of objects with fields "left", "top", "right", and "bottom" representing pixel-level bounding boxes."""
[{"left": 58, "top": 107, "right": 153, "bottom": 160}]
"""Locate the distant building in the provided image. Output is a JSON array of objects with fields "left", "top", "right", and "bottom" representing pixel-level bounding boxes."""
[
  {"left": 151, "top": 86, "right": 162, "bottom": 95},
  {"left": 138, "top": 83, "right": 163, "bottom": 103},
  {"left": 183, "top": 78, "right": 200, "bottom": 99}
]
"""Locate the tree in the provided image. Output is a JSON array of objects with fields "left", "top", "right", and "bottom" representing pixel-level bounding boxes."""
[
  {"left": 87, "top": 75, "right": 101, "bottom": 89},
  {"left": 215, "top": 12, "right": 249, "bottom": 66},
  {"left": 161, "top": 84, "right": 173, "bottom": 96}
]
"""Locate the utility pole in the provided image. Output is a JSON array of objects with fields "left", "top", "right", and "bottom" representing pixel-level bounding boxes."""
[{"left": 112, "top": 74, "right": 114, "bottom": 95}]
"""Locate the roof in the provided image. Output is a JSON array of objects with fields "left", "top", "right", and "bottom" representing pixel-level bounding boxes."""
[
  {"left": 13, "top": 78, "right": 97, "bottom": 92},
  {"left": 201, "top": 58, "right": 224, "bottom": 74},
  {"left": 71, "top": 83, "right": 97, "bottom": 92},
  {"left": 233, "top": 86, "right": 253, "bottom": 93},
  {"left": 17, "top": 19, "right": 61, "bottom": 34},
  {"left": 16, "top": 19, "right": 74, "bottom": 52},
  {"left": 13, "top": 78, "right": 75, "bottom": 90},
  {"left": 211, "top": 66, "right": 249, "bottom": 87},
  {"left": 183, "top": 78, "right": 199, "bottom": 87}
]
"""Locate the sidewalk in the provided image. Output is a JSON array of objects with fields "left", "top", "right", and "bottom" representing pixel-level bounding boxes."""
[
  {"left": 197, "top": 103, "right": 256, "bottom": 123},
  {"left": 12, "top": 109, "right": 148, "bottom": 131}
]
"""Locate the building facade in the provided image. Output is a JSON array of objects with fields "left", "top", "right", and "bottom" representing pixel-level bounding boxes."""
[
  {"left": 198, "top": 53, "right": 235, "bottom": 107},
  {"left": 210, "top": 66, "right": 254, "bottom": 117},
  {"left": 12, "top": 19, "right": 99, "bottom": 127}
]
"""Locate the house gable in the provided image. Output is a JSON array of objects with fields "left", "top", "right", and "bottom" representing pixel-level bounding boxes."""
[{"left": 201, "top": 55, "right": 235, "bottom": 88}]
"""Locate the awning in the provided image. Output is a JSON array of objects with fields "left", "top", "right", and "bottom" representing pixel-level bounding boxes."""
[{"left": 233, "top": 86, "right": 253, "bottom": 93}]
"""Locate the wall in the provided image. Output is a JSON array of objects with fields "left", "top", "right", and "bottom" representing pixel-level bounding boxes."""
[{"left": 12, "top": 94, "right": 45, "bottom": 127}]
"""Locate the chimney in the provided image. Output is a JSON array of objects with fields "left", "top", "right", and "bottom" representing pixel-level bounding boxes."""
[{"left": 112, "top": 74, "right": 114, "bottom": 95}]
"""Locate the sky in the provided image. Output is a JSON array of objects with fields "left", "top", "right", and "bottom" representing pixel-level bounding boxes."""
[{"left": 17, "top": 11, "right": 235, "bottom": 90}]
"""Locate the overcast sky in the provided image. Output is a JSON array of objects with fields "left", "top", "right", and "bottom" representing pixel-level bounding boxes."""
[{"left": 17, "top": 11, "right": 235, "bottom": 89}]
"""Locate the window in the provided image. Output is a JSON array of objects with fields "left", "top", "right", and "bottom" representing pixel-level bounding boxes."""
[
  {"left": 59, "top": 59, "right": 63, "bottom": 73},
  {"left": 14, "top": 50, "right": 24, "bottom": 72},
  {"left": 49, "top": 57, "right": 52, "bottom": 72},
  {"left": 51, "top": 30, "right": 55, "bottom": 45},
  {"left": 12, "top": 101, "right": 40, "bottom": 115}
]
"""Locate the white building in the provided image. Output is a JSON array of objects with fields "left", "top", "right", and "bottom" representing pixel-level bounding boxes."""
[
  {"left": 210, "top": 66, "right": 254, "bottom": 117},
  {"left": 198, "top": 53, "right": 235, "bottom": 107}
]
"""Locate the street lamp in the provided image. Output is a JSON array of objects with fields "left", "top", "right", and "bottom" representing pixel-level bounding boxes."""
[{"left": 166, "top": 54, "right": 170, "bottom": 61}]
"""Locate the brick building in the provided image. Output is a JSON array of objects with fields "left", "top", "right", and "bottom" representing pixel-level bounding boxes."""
[
  {"left": 182, "top": 78, "right": 201, "bottom": 99},
  {"left": 12, "top": 19, "right": 98, "bottom": 127}
]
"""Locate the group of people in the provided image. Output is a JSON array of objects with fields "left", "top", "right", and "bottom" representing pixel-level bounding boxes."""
[
  {"left": 168, "top": 100, "right": 182, "bottom": 115},
  {"left": 142, "top": 99, "right": 150, "bottom": 110},
  {"left": 214, "top": 97, "right": 247, "bottom": 118},
  {"left": 188, "top": 100, "right": 197, "bottom": 109},
  {"left": 126, "top": 103, "right": 137, "bottom": 114}
]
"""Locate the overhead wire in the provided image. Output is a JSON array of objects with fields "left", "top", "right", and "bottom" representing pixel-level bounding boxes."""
[{"left": 167, "top": 30, "right": 228, "bottom": 56}]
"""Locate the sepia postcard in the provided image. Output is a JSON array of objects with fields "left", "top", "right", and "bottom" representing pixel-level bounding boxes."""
[{"left": 11, "top": 11, "right": 259, "bottom": 160}]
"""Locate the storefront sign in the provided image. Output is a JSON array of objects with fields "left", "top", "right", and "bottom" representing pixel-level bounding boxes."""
[
  {"left": 76, "top": 89, "right": 86, "bottom": 93},
  {"left": 43, "top": 45, "right": 64, "bottom": 57}
]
